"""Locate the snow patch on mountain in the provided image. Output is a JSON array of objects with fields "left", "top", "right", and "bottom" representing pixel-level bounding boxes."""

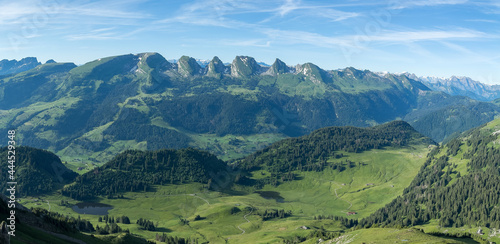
[{"left": 375, "top": 71, "right": 500, "bottom": 101}]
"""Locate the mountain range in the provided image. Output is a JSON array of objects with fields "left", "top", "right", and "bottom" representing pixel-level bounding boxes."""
[
  {"left": 401, "top": 72, "right": 500, "bottom": 101},
  {"left": 1, "top": 53, "right": 499, "bottom": 164},
  {"left": 0, "top": 57, "right": 42, "bottom": 76},
  {"left": 3, "top": 53, "right": 500, "bottom": 243}
]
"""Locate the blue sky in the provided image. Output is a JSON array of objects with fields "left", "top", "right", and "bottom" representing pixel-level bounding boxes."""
[{"left": 1, "top": 0, "right": 499, "bottom": 84}]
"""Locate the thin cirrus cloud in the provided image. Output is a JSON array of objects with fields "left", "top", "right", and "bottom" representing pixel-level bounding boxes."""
[
  {"left": 65, "top": 28, "right": 120, "bottom": 41},
  {"left": 390, "top": 0, "right": 469, "bottom": 9},
  {"left": 0, "top": 2, "right": 56, "bottom": 25},
  {"left": 0, "top": 0, "right": 152, "bottom": 44},
  {"left": 160, "top": 0, "right": 362, "bottom": 28},
  {"left": 273, "top": 0, "right": 362, "bottom": 20},
  {"left": 466, "top": 19, "right": 499, "bottom": 23},
  {"left": 313, "top": 9, "right": 360, "bottom": 22},
  {"left": 221, "top": 39, "right": 272, "bottom": 47},
  {"left": 0, "top": 0, "right": 150, "bottom": 29},
  {"left": 359, "top": 29, "right": 487, "bottom": 42},
  {"left": 157, "top": 0, "right": 259, "bottom": 28},
  {"left": 260, "top": 28, "right": 488, "bottom": 49}
]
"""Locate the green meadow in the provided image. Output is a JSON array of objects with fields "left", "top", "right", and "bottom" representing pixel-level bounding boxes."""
[
  {"left": 20, "top": 144, "right": 431, "bottom": 243},
  {"left": 333, "top": 227, "right": 482, "bottom": 244}
]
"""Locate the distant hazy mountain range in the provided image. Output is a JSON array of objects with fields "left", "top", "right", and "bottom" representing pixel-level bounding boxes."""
[
  {"left": 1, "top": 53, "right": 499, "bottom": 163},
  {"left": 399, "top": 72, "right": 500, "bottom": 101},
  {"left": 0, "top": 57, "right": 42, "bottom": 76}
]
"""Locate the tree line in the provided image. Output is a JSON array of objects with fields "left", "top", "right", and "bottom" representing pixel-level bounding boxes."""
[
  {"left": 62, "top": 148, "right": 227, "bottom": 200},
  {"left": 0, "top": 147, "right": 77, "bottom": 196},
  {"left": 358, "top": 130, "right": 500, "bottom": 229},
  {"left": 237, "top": 121, "right": 430, "bottom": 186}
]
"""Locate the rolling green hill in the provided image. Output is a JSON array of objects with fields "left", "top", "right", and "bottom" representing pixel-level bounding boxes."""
[
  {"left": 10, "top": 120, "right": 497, "bottom": 243},
  {"left": 237, "top": 121, "right": 435, "bottom": 184},
  {"left": 16, "top": 121, "right": 445, "bottom": 243},
  {"left": 0, "top": 147, "right": 77, "bottom": 196},
  {"left": 357, "top": 117, "right": 500, "bottom": 243},
  {"left": 62, "top": 147, "right": 227, "bottom": 200}
]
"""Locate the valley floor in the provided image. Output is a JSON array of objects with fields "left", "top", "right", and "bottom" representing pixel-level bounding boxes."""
[{"left": 19, "top": 145, "right": 445, "bottom": 243}]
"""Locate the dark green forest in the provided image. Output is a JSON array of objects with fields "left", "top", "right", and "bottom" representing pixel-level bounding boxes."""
[
  {"left": 0, "top": 147, "right": 77, "bottom": 196},
  {"left": 104, "top": 108, "right": 192, "bottom": 150},
  {"left": 359, "top": 128, "right": 500, "bottom": 229},
  {"left": 62, "top": 148, "right": 227, "bottom": 200},
  {"left": 238, "top": 121, "right": 434, "bottom": 181}
]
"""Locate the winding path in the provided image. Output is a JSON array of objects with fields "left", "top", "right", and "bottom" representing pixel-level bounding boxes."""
[
  {"left": 188, "top": 194, "right": 210, "bottom": 205},
  {"left": 332, "top": 182, "right": 353, "bottom": 211},
  {"left": 237, "top": 206, "right": 253, "bottom": 235},
  {"left": 46, "top": 200, "right": 51, "bottom": 211},
  {"left": 145, "top": 192, "right": 211, "bottom": 205}
]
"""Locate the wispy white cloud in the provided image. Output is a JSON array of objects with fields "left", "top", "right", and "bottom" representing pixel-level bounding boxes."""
[
  {"left": 277, "top": 0, "right": 300, "bottom": 16},
  {"left": 261, "top": 29, "right": 351, "bottom": 48},
  {"left": 0, "top": 0, "right": 150, "bottom": 23},
  {"left": 261, "top": 28, "right": 490, "bottom": 49},
  {"left": 157, "top": 0, "right": 258, "bottom": 28},
  {"left": 466, "top": 19, "right": 499, "bottom": 23},
  {"left": 0, "top": 1, "right": 53, "bottom": 24},
  {"left": 440, "top": 40, "right": 500, "bottom": 66},
  {"left": 65, "top": 27, "right": 120, "bottom": 41},
  {"left": 361, "top": 29, "right": 488, "bottom": 42},
  {"left": 159, "top": 14, "right": 245, "bottom": 28},
  {"left": 159, "top": 0, "right": 361, "bottom": 29},
  {"left": 314, "top": 9, "right": 361, "bottom": 22},
  {"left": 64, "top": 24, "right": 162, "bottom": 41},
  {"left": 0, "top": 45, "right": 29, "bottom": 52},
  {"left": 0, "top": 0, "right": 152, "bottom": 46},
  {"left": 390, "top": 0, "right": 468, "bottom": 9},
  {"left": 479, "top": 1, "right": 500, "bottom": 14},
  {"left": 405, "top": 42, "right": 445, "bottom": 62},
  {"left": 221, "top": 39, "right": 271, "bottom": 47},
  {"left": 267, "top": 0, "right": 361, "bottom": 22},
  {"left": 0, "top": 0, "right": 151, "bottom": 34}
]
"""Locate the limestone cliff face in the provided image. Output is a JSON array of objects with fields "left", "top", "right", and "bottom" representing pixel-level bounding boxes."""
[
  {"left": 295, "top": 63, "right": 325, "bottom": 84},
  {"left": 230, "top": 56, "right": 262, "bottom": 78},
  {"left": 177, "top": 56, "right": 202, "bottom": 77},
  {"left": 206, "top": 56, "right": 226, "bottom": 78},
  {"left": 265, "top": 58, "right": 290, "bottom": 76}
]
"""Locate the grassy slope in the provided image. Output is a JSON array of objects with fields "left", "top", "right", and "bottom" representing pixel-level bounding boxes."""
[
  {"left": 333, "top": 228, "right": 478, "bottom": 244},
  {"left": 414, "top": 117, "right": 500, "bottom": 244},
  {"left": 12, "top": 221, "right": 147, "bottom": 244},
  {"left": 355, "top": 117, "right": 500, "bottom": 244},
  {"left": 20, "top": 144, "right": 430, "bottom": 243},
  {"left": 11, "top": 223, "right": 75, "bottom": 244}
]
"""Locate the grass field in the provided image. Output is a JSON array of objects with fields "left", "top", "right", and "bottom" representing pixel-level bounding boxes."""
[
  {"left": 332, "top": 228, "right": 482, "bottom": 244},
  {"left": 20, "top": 144, "right": 431, "bottom": 243},
  {"left": 416, "top": 221, "right": 500, "bottom": 244}
]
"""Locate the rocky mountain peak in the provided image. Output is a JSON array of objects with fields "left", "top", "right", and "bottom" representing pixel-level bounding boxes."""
[
  {"left": 177, "top": 55, "right": 202, "bottom": 77},
  {"left": 0, "top": 57, "right": 41, "bottom": 75},
  {"left": 266, "top": 58, "right": 290, "bottom": 76},
  {"left": 139, "top": 52, "right": 171, "bottom": 71},
  {"left": 206, "top": 56, "right": 227, "bottom": 78},
  {"left": 230, "top": 56, "right": 261, "bottom": 78},
  {"left": 296, "top": 62, "right": 324, "bottom": 84}
]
